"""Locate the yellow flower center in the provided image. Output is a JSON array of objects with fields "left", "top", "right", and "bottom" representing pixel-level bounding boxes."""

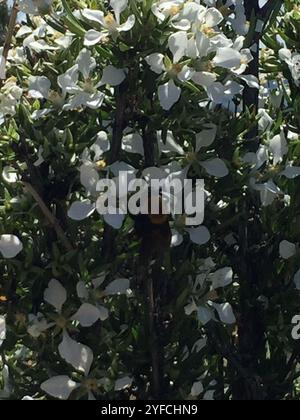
[
  {"left": 48, "top": 90, "right": 63, "bottom": 106},
  {"left": 56, "top": 316, "right": 67, "bottom": 329},
  {"left": 187, "top": 152, "right": 198, "bottom": 163},
  {"left": 168, "top": 6, "right": 181, "bottom": 16},
  {"left": 96, "top": 159, "right": 107, "bottom": 170},
  {"left": 201, "top": 24, "right": 216, "bottom": 37},
  {"left": 82, "top": 78, "right": 95, "bottom": 94},
  {"left": 104, "top": 13, "right": 116, "bottom": 27},
  {"left": 84, "top": 378, "right": 98, "bottom": 392},
  {"left": 167, "top": 63, "right": 183, "bottom": 77}
]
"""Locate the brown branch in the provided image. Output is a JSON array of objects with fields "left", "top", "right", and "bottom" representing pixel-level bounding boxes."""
[
  {"left": 0, "top": 1, "right": 18, "bottom": 85},
  {"left": 23, "top": 181, "right": 74, "bottom": 252}
]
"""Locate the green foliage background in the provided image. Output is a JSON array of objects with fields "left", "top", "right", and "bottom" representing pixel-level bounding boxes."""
[{"left": 1, "top": 0, "right": 300, "bottom": 400}]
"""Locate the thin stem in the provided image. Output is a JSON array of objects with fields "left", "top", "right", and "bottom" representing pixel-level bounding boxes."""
[{"left": 23, "top": 181, "right": 74, "bottom": 252}]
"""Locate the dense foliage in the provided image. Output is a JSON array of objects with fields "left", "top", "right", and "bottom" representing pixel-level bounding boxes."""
[{"left": 1, "top": 0, "right": 300, "bottom": 400}]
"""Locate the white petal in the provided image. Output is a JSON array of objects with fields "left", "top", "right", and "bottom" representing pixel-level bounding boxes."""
[
  {"left": 145, "top": 53, "right": 165, "bottom": 74},
  {"left": 210, "top": 267, "right": 233, "bottom": 289},
  {"left": 110, "top": 0, "right": 128, "bottom": 22},
  {"left": 68, "top": 200, "right": 95, "bottom": 221},
  {"left": 186, "top": 226, "right": 211, "bottom": 245},
  {"left": 44, "top": 279, "right": 67, "bottom": 312},
  {"left": 294, "top": 269, "right": 300, "bottom": 290},
  {"left": 72, "top": 303, "right": 101, "bottom": 327},
  {"left": 2, "top": 166, "right": 18, "bottom": 183},
  {"left": 114, "top": 376, "right": 133, "bottom": 391},
  {"left": 101, "top": 66, "right": 126, "bottom": 86},
  {"left": 197, "top": 306, "right": 213, "bottom": 325},
  {"left": 0, "top": 55, "right": 6, "bottom": 79},
  {"left": 41, "top": 376, "right": 79, "bottom": 400},
  {"left": 201, "top": 158, "right": 229, "bottom": 178},
  {"left": 171, "top": 230, "right": 184, "bottom": 247},
  {"left": 212, "top": 302, "right": 236, "bottom": 324},
  {"left": 185, "top": 301, "right": 198, "bottom": 316},
  {"left": 104, "top": 278, "right": 130, "bottom": 296},
  {"left": 58, "top": 330, "right": 93, "bottom": 376},
  {"left": 239, "top": 74, "right": 259, "bottom": 89},
  {"left": 203, "top": 390, "right": 215, "bottom": 400},
  {"left": 119, "top": 15, "right": 136, "bottom": 32},
  {"left": 192, "top": 71, "right": 217, "bottom": 87},
  {"left": 76, "top": 281, "right": 89, "bottom": 300},
  {"left": 158, "top": 130, "right": 184, "bottom": 155},
  {"left": 0, "top": 316, "right": 6, "bottom": 347},
  {"left": 205, "top": 8, "right": 224, "bottom": 27},
  {"left": 84, "top": 30, "right": 107, "bottom": 46},
  {"left": 80, "top": 164, "right": 99, "bottom": 193},
  {"left": 86, "top": 92, "right": 105, "bottom": 109},
  {"left": 269, "top": 131, "right": 288, "bottom": 165},
  {"left": 122, "top": 133, "right": 144, "bottom": 156},
  {"left": 91, "top": 131, "right": 110, "bottom": 158},
  {"left": 196, "top": 124, "right": 217, "bottom": 151},
  {"left": 0, "top": 235, "right": 23, "bottom": 259},
  {"left": 279, "top": 240, "right": 296, "bottom": 260},
  {"left": 82, "top": 9, "right": 105, "bottom": 25},
  {"left": 98, "top": 305, "right": 109, "bottom": 321},
  {"left": 191, "top": 381, "right": 204, "bottom": 397},
  {"left": 28, "top": 76, "right": 51, "bottom": 99},
  {"left": 76, "top": 48, "right": 96, "bottom": 79},
  {"left": 281, "top": 165, "right": 300, "bottom": 179},
  {"left": 103, "top": 213, "right": 125, "bottom": 230},
  {"left": 158, "top": 80, "right": 181, "bottom": 111},
  {"left": 168, "top": 31, "right": 187, "bottom": 63},
  {"left": 213, "top": 48, "right": 242, "bottom": 69},
  {"left": 279, "top": 48, "right": 292, "bottom": 63}
]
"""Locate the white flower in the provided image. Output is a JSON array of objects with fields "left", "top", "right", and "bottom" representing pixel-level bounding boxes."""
[
  {"left": 58, "top": 49, "right": 105, "bottom": 111},
  {"left": 185, "top": 262, "right": 235, "bottom": 325},
  {"left": 158, "top": 124, "right": 229, "bottom": 178},
  {"left": 250, "top": 179, "right": 282, "bottom": 207},
  {"left": 82, "top": 0, "right": 135, "bottom": 46},
  {"left": 69, "top": 158, "right": 136, "bottom": 230},
  {"left": 146, "top": 31, "right": 191, "bottom": 110}
]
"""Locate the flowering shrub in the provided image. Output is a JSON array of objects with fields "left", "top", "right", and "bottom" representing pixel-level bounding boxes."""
[{"left": 1, "top": 0, "right": 300, "bottom": 400}]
